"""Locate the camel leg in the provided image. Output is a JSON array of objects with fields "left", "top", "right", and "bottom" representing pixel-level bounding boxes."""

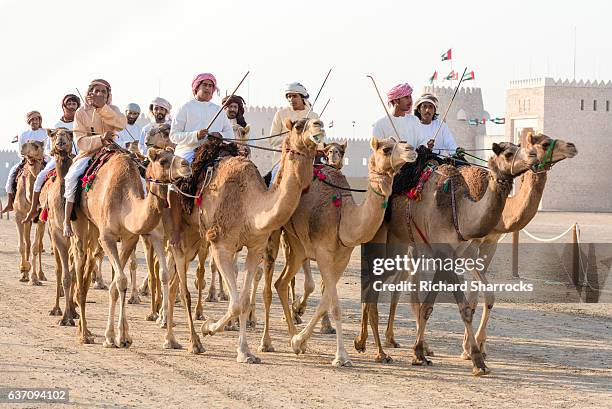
[
  {"left": 56, "top": 236, "right": 75, "bottom": 325},
  {"left": 162, "top": 255, "right": 181, "bottom": 349},
  {"left": 384, "top": 300, "right": 401, "bottom": 348},
  {"left": 73, "top": 219, "right": 94, "bottom": 344},
  {"left": 142, "top": 236, "right": 158, "bottom": 321},
  {"left": 206, "top": 258, "right": 218, "bottom": 302},
  {"left": 319, "top": 281, "right": 336, "bottom": 335},
  {"left": 292, "top": 260, "right": 315, "bottom": 318},
  {"left": 101, "top": 234, "right": 137, "bottom": 348},
  {"left": 30, "top": 221, "right": 46, "bottom": 284},
  {"left": 234, "top": 247, "right": 262, "bottom": 363},
  {"left": 328, "top": 274, "right": 351, "bottom": 366},
  {"left": 49, "top": 238, "right": 63, "bottom": 317},
  {"left": 173, "top": 245, "right": 205, "bottom": 354},
  {"left": 127, "top": 246, "right": 140, "bottom": 304},
  {"left": 92, "top": 243, "right": 107, "bottom": 290},
  {"left": 258, "top": 231, "right": 280, "bottom": 352},
  {"left": 274, "top": 240, "right": 304, "bottom": 339},
  {"left": 354, "top": 303, "right": 369, "bottom": 353},
  {"left": 194, "top": 245, "right": 208, "bottom": 321},
  {"left": 16, "top": 221, "right": 30, "bottom": 282},
  {"left": 245, "top": 263, "right": 262, "bottom": 329},
  {"left": 218, "top": 270, "right": 228, "bottom": 301},
  {"left": 200, "top": 245, "right": 244, "bottom": 339}
]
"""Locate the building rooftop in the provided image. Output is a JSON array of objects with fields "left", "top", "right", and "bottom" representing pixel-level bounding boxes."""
[{"left": 508, "top": 78, "right": 612, "bottom": 89}]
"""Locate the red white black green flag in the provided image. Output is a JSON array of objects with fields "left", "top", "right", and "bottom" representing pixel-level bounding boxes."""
[
  {"left": 444, "top": 70, "right": 458, "bottom": 81},
  {"left": 429, "top": 71, "right": 438, "bottom": 84},
  {"left": 441, "top": 48, "right": 452, "bottom": 61},
  {"left": 462, "top": 71, "right": 475, "bottom": 81}
]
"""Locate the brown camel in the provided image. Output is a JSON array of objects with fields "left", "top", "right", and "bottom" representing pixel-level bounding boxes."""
[
  {"left": 354, "top": 141, "right": 539, "bottom": 375},
  {"left": 13, "top": 140, "right": 47, "bottom": 285},
  {"left": 455, "top": 131, "right": 578, "bottom": 359},
  {"left": 251, "top": 140, "right": 349, "bottom": 334},
  {"left": 258, "top": 138, "right": 417, "bottom": 366},
  {"left": 70, "top": 146, "right": 190, "bottom": 346},
  {"left": 31, "top": 129, "right": 79, "bottom": 325},
  {"left": 196, "top": 118, "right": 325, "bottom": 364}
]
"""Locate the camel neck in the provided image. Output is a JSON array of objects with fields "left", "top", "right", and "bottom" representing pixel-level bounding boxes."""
[{"left": 494, "top": 171, "right": 548, "bottom": 233}]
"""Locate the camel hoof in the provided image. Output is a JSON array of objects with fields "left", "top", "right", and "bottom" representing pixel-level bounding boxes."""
[
  {"left": 80, "top": 335, "right": 95, "bottom": 344},
  {"left": 49, "top": 306, "right": 62, "bottom": 316},
  {"left": 19, "top": 276, "right": 29, "bottom": 282},
  {"left": 145, "top": 312, "right": 159, "bottom": 322},
  {"left": 224, "top": 322, "right": 239, "bottom": 332},
  {"left": 28, "top": 279, "right": 42, "bottom": 286},
  {"left": 290, "top": 335, "right": 307, "bottom": 355},
  {"left": 292, "top": 313, "right": 303, "bottom": 325},
  {"left": 237, "top": 352, "right": 261, "bottom": 364},
  {"left": 460, "top": 351, "right": 471, "bottom": 360},
  {"left": 375, "top": 354, "right": 393, "bottom": 364},
  {"left": 246, "top": 319, "right": 256, "bottom": 330},
  {"left": 320, "top": 325, "right": 336, "bottom": 335},
  {"left": 93, "top": 281, "right": 108, "bottom": 290},
  {"left": 194, "top": 311, "right": 207, "bottom": 321},
  {"left": 473, "top": 366, "right": 491, "bottom": 377},
  {"left": 127, "top": 294, "right": 141, "bottom": 305},
  {"left": 117, "top": 336, "right": 133, "bottom": 348},
  {"left": 384, "top": 340, "right": 401, "bottom": 348},
  {"left": 138, "top": 287, "right": 149, "bottom": 296},
  {"left": 411, "top": 356, "right": 432, "bottom": 366},
  {"left": 200, "top": 319, "right": 215, "bottom": 336},
  {"left": 70, "top": 310, "right": 80, "bottom": 320},
  {"left": 38, "top": 272, "right": 47, "bottom": 281},
  {"left": 218, "top": 292, "right": 228, "bottom": 301},
  {"left": 103, "top": 339, "right": 118, "bottom": 348},
  {"left": 332, "top": 357, "right": 353, "bottom": 367},
  {"left": 189, "top": 339, "right": 205, "bottom": 354},
  {"left": 354, "top": 337, "right": 366, "bottom": 353},
  {"left": 163, "top": 339, "right": 183, "bottom": 350},
  {"left": 59, "top": 317, "right": 75, "bottom": 327},
  {"left": 258, "top": 343, "right": 275, "bottom": 353},
  {"left": 205, "top": 292, "right": 218, "bottom": 303}
]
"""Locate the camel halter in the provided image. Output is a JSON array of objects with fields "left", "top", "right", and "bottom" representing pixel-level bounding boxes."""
[{"left": 536, "top": 139, "right": 557, "bottom": 172}]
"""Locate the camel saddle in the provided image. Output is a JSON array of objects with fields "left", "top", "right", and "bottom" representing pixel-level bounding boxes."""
[
  {"left": 176, "top": 137, "right": 240, "bottom": 214},
  {"left": 71, "top": 146, "right": 120, "bottom": 220}
]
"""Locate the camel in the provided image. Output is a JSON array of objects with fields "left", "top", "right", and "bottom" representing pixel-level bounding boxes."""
[
  {"left": 257, "top": 137, "right": 417, "bottom": 366},
  {"left": 252, "top": 140, "right": 349, "bottom": 335},
  {"left": 354, "top": 141, "right": 539, "bottom": 375},
  {"left": 455, "top": 131, "right": 578, "bottom": 359},
  {"left": 12, "top": 140, "right": 47, "bottom": 285},
  {"left": 30, "top": 129, "right": 79, "bottom": 325},
  {"left": 195, "top": 118, "right": 325, "bottom": 364},
  {"left": 70, "top": 146, "right": 190, "bottom": 346},
  {"left": 204, "top": 123, "right": 252, "bottom": 304}
]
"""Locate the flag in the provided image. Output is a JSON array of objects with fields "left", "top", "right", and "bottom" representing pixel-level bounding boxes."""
[
  {"left": 479, "top": 118, "right": 487, "bottom": 125},
  {"left": 441, "top": 48, "right": 452, "bottom": 61},
  {"left": 468, "top": 119, "right": 479, "bottom": 126},
  {"left": 429, "top": 71, "right": 438, "bottom": 84},
  {"left": 462, "top": 71, "right": 475, "bottom": 81},
  {"left": 444, "top": 70, "right": 458, "bottom": 81},
  {"left": 11, "top": 135, "right": 18, "bottom": 143},
  {"left": 491, "top": 117, "right": 505, "bottom": 124}
]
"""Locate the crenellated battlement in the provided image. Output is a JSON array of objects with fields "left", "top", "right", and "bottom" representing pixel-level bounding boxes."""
[{"left": 509, "top": 77, "right": 612, "bottom": 89}]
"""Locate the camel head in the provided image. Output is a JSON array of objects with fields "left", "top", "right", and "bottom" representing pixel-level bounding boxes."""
[
  {"left": 145, "top": 123, "right": 175, "bottom": 150},
  {"left": 20, "top": 140, "right": 45, "bottom": 164},
  {"left": 283, "top": 118, "right": 325, "bottom": 154},
  {"left": 232, "top": 124, "right": 250, "bottom": 140},
  {"left": 524, "top": 131, "right": 578, "bottom": 170},
  {"left": 369, "top": 137, "right": 418, "bottom": 177},
  {"left": 146, "top": 147, "right": 192, "bottom": 182},
  {"left": 489, "top": 142, "right": 539, "bottom": 182},
  {"left": 47, "top": 128, "right": 73, "bottom": 156},
  {"left": 322, "top": 141, "right": 347, "bottom": 169}
]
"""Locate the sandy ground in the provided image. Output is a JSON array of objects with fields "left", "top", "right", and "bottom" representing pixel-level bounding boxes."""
[{"left": 0, "top": 212, "right": 611, "bottom": 408}]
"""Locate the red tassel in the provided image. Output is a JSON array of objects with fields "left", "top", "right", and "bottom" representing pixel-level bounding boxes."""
[
  {"left": 195, "top": 195, "right": 203, "bottom": 207},
  {"left": 40, "top": 208, "right": 48, "bottom": 222}
]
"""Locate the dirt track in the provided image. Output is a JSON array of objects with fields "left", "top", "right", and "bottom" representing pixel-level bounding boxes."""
[{"left": 0, "top": 212, "right": 611, "bottom": 408}]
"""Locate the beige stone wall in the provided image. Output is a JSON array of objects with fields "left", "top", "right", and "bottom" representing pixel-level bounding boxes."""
[{"left": 505, "top": 78, "right": 612, "bottom": 212}]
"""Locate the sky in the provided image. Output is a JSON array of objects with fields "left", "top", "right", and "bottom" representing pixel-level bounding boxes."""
[{"left": 1, "top": 0, "right": 610, "bottom": 150}]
